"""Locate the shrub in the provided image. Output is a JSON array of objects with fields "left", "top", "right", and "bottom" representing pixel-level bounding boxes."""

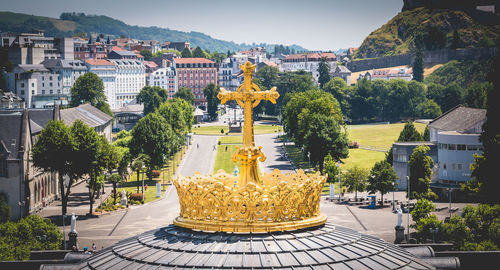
[
  {"left": 151, "top": 170, "right": 161, "bottom": 177},
  {"left": 218, "top": 141, "right": 221, "bottom": 145},
  {"left": 348, "top": 141, "right": 359, "bottom": 148},
  {"left": 129, "top": 193, "right": 144, "bottom": 203},
  {"left": 0, "top": 193, "right": 11, "bottom": 223},
  {"left": 220, "top": 128, "right": 225, "bottom": 134}
]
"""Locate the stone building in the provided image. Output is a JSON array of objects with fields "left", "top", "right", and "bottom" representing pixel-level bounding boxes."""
[
  {"left": 61, "top": 104, "right": 113, "bottom": 142},
  {"left": 174, "top": 58, "right": 217, "bottom": 106},
  {"left": 0, "top": 107, "right": 60, "bottom": 220}
]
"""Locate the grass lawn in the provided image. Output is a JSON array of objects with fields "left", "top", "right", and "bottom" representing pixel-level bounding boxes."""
[
  {"left": 284, "top": 145, "right": 311, "bottom": 170},
  {"left": 213, "top": 144, "right": 239, "bottom": 174},
  {"left": 117, "top": 180, "right": 163, "bottom": 204},
  {"left": 341, "top": 149, "right": 386, "bottom": 170},
  {"left": 218, "top": 136, "right": 243, "bottom": 144},
  {"left": 346, "top": 122, "right": 426, "bottom": 151},
  {"left": 193, "top": 125, "right": 282, "bottom": 135}
]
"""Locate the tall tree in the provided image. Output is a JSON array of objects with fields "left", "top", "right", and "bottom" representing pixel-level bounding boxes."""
[
  {"left": 174, "top": 87, "right": 195, "bottom": 105},
  {"left": 158, "top": 98, "right": 193, "bottom": 141},
  {"left": 441, "top": 83, "right": 463, "bottom": 112},
  {"left": 398, "top": 122, "right": 423, "bottom": 142},
  {"left": 463, "top": 82, "right": 490, "bottom": 109},
  {"left": 407, "top": 80, "right": 427, "bottom": 118},
  {"left": 419, "top": 99, "right": 442, "bottom": 119},
  {"left": 181, "top": 47, "right": 192, "bottom": 58},
  {"left": 422, "top": 126, "right": 430, "bottom": 141},
  {"left": 471, "top": 43, "right": 500, "bottom": 203},
  {"left": 70, "top": 72, "right": 112, "bottom": 116},
  {"left": 408, "top": 145, "right": 435, "bottom": 199},
  {"left": 192, "top": 46, "right": 205, "bottom": 58},
  {"left": 203, "top": 83, "right": 219, "bottom": 121},
  {"left": 302, "top": 114, "right": 349, "bottom": 173},
  {"left": 318, "top": 58, "right": 331, "bottom": 89},
  {"left": 413, "top": 35, "right": 424, "bottom": 82},
  {"left": 368, "top": 160, "right": 398, "bottom": 205},
  {"left": 343, "top": 166, "right": 368, "bottom": 201},
  {"left": 70, "top": 120, "right": 100, "bottom": 215},
  {"left": 323, "top": 154, "right": 340, "bottom": 184},
  {"left": 388, "top": 79, "right": 410, "bottom": 120},
  {"left": 129, "top": 113, "right": 174, "bottom": 180},
  {"left": 140, "top": 49, "right": 152, "bottom": 60},
  {"left": 32, "top": 121, "right": 75, "bottom": 216},
  {"left": 451, "top": 29, "right": 460, "bottom": 49},
  {"left": 137, "top": 86, "right": 169, "bottom": 115}
]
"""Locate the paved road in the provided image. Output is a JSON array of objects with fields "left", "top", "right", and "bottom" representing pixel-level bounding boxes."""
[{"left": 255, "top": 133, "right": 295, "bottom": 174}]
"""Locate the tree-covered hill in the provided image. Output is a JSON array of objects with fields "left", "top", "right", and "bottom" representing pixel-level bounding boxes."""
[
  {"left": 0, "top": 11, "right": 307, "bottom": 53},
  {"left": 424, "top": 59, "right": 492, "bottom": 88},
  {"left": 354, "top": 7, "right": 500, "bottom": 59}
]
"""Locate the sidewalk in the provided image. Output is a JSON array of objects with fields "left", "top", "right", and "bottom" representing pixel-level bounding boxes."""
[{"left": 37, "top": 179, "right": 114, "bottom": 222}]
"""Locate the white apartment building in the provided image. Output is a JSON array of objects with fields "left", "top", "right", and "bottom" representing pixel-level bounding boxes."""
[
  {"left": 282, "top": 53, "right": 337, "bottom": 81},
  {"left": 41, "top": 59, "right": 87, "bottom": 95},
  {"left": 110, "top": 59, "right": 146, "bottom": 108},
  {"left": 147, "top": 67, "right": 178, "bottom": 98},
  {"left": 85, "top": 59, "right": 117, "bottom": 109}
]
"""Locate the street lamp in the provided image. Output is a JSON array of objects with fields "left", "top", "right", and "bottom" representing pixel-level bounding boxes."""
[
  {"left": 392, "top": 181, "right": 396, "bottom": 211},
  {"left": 337, "top": 161, "right": 341, "bottom": 200},
  {"left": 406, "top": 176, "right": 410, "bottom": 241},
  {"left": 447, "top": 188, "right": 452, "bottom": 218},
  {"left": 141, "top": 165, "right": 145, "bottom": 202}
]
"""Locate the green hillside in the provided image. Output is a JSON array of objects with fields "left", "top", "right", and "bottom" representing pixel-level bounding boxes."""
[
  {"left": 424, "top": 59, "right": 492, "bottom": 88},
  {"left": 0, "top": 11, "right": 307, "bottom": 53},
  {"left": 354, "top": 7, "right": 500, "bottom": 58}
]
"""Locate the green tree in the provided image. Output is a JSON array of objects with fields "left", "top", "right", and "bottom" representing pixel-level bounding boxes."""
[
  {"left": 464, "top": 82, "right": 490, "bottom": 109},
  {"left": 413, "top": 35, "right": 424, "bottom": 82},
  {"left": 32, "top": 120, "right": 75, "bottom": 216},
  {"left": 419, "top": 99, "right": 442, "bottom": 119},
  {"left": 203, "top": 83, "right": 219, "bottom": 121},
  {"left": 131, "top": 155, "right": 146, "bottom": 193},
  {"left": 284, "top": 89, "right": 342, "bottom": 145},
  {"left": 157, "top": 98, "right": 194, "bottom": 143},
  {"left": 69, "top": 72, "right": 112, "bottom": 116},
  {"left": 181, "top": 47, "right": 192, "bottom": 58},
  {"left": 351, "top": 78, "right": 377, "bottom": 121},
  {"left": 471, "top": 43, "right": 500, "bottom": 203},
  {"left": 408, "top": 145, "right": 436, "bottom": 199},
  {"left": 407, "top": 80, "right": 427, "bottom": 118},
  {"left": 411, "top": 198, "right": 435, "bottom": 223},
  {"left": 318, "top": 58, "right": 331, "bottom": 88},
  {"left": 0, "top": 193, "right": 11, "bottom": 223},
  {"left": 137, "top": 86, "right": 169, "bottom": 115},
  {"left": 107, "top": 174, "right": 124, "bottom": 204},
  {"left": 388, "top": 79, "right": 410, "bottom": 120},
  {"left": 0, "top": 215, "right": 62, "bottom": 261},
  {"left": 343, "top": 166, "right": 368, "bottom": 200},
  {"left": 192, "top": 46, "right": 205, "bottom": 58},
  {"left": 451, "top": 29, "right": 460, "bottom": 49},
  {"left": 302, "top": 114, "right": 349, "bottom": 173},
  {"left": 70, "top": 120, "right": 100, "bottom": 215},
  {"left": 140, "top": 49, "right": 152, "bottom": 60},
  {"left": 323, "top": 154, "right": 339, "bottom": 184},
  {"left": 398, "top": 122, "right": 423, "bottom": 142},
  {"left": 174, "top": 87, "right": 195, "bottom": 105},
  {"left": 322, "top": 77, "right": 350, "bottom": 115},
  {"left": 422, "top": 126, "right": 430, "bottom": 141},
  {"left": 368, "top": 160, "right": 397, "bottom": 205},
  {"left": 441, "top": 83, "right": 463, "bottom": 112},
  {"left": 129, "top": 113, "right": 174, "bottom": 180}
]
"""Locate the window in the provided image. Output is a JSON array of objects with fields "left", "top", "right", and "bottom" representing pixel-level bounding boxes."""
[
  {"left": 20, "top": 83, "right": 24, "bottom": 87},
  {"left": 457, "top": 144, "right": 466, "bottom": 151},
  {"left": 457, "top": 163, "right": 463, "bottom": 170},
  {"left": 31, "top": 90, "right": 34, "bottom": 95},
  {"left": 448, "top": 144, "right": 456, "bottom": 150},
  {"left": 42, "top": 90, "right": 45, "bottom": 94},
  {"left": 443, "top": 163, "right": 447, "bottom": 170},
  {"left": 452, "top": 163, "right": 456, "bottom": 170},
  {"left": 467, "top": 145, "right": 478, "bottom": 151},
  {"left": 20, "top": 90, "right": 25, "bottom": 95},
  {"left": 31, "top": 83, "right": 34, "bottom": 87}
]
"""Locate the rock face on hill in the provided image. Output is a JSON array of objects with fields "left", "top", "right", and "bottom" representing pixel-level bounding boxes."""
[
  {"left": 402, "top": 0, "right": 499, "bottom": 12},
  {"left": 354, "top": 6, "right": 500, "bottom": 59}
]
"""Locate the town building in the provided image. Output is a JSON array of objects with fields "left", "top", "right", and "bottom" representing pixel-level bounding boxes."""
[
  {"left": 61, "top": 104, "right": 113, "bottom": 142},
  {"left": 174, "top": 58, "right": 217, "bottom": 105},
  {"left": 282, "top": 52, "right": 337, "bottom": 82},
  {"left": 73, "top": 37, "right": 109, "bottom": 60},
  {"left": 112, "top": 99, "right": 144, "bottom": 131},
  {"left": 357, "top": 67, "right": 413, "bottom": 82},
  {"left": 332, "top": 65, "right": 352, "bottom": 85},
  {"left": 0, "top": 90, "right": 24, "bottom": 109},
  {"left": 429, "top": 105, "right": 486, "bottom": 186},
  {"left": 0, "top": 107, "right": 60, "bottom": 220},
  {"left": 164, "top": 41, "right": 190, "bottom": 52},
  {"left": 110, "top": 58, "right": 146, "bottom": 108},
  {"left": 84, "top": 59, "right": 117, "bottom": 109},
  {"left": 391, "top": 105, "right": 486, "bottom": 190},
  {"left": 7, "top": 30, "right": 74, "bottom": 66},
  {"left": 41, "top": 59, "right": 87, "bottom": 96},
  {"left": 147, "top": 67, "right": 178, "bottom": 98}
]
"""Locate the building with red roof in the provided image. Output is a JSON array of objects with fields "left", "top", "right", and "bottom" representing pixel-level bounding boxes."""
[
  {"left": 282, "top": 52, "right": 337, "bottom": 82},
  {"left": 174, "top": 58, "right": 217, "bottom": 105}
]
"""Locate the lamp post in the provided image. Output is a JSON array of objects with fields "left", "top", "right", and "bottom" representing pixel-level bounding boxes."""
[
  {"left": 337, "top": 161, "right": 341, "bottom": 200},
  {"left": 406, "top": 176, "right": 410, "bottom": 241},
  {"left": 141, "top": 165, "right": 145, "bottom": 202},
  {"left": 447, "top": 188, "right": 452, "bottom": 218},
  {"left": 162, "top": 155, "right": 165, "bottom": 192},
  {"left": 392, "top": 181, "right": 396, "bottom": 211}
]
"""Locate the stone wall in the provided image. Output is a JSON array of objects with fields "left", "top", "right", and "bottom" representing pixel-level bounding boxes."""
[{"left": 347, "top": 47, "right": 497, "bottom": 72}]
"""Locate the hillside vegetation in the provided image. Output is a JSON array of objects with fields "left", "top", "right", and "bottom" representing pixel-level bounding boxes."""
[
  {"left": 425, "top": 59, "right": 492, "bottom": 88},
  {"left": 354, "top": 7, "right": 500, "bottom": 58},
  {"left": 0, "top": 11, "right": 307, "bottom": 53}
]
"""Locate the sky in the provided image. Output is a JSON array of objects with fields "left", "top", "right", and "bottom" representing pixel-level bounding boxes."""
[{"left": 1, "top": 0, "right": 403, "bottom": 51}]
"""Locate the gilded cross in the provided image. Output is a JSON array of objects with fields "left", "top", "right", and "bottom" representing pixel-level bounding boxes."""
[{"left": 218, "top": 61, "right": 279, "bottom": 186}]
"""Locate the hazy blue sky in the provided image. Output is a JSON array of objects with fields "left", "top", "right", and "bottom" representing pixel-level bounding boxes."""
[{"left": 1, "top": 0, "right": 403, "bottom": 50}]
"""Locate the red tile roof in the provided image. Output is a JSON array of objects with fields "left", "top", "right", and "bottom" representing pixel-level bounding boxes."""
[
  {"left": 174, "top": 58, "right": 215, "bottom": 64},
  {"left": 111, "top": 46, "right": 125, "bottom": 51},
  {"left": 85, "top": 59, "right": 114, "bottom": 66},
  {"left": 144, "top": 61, "right": 158, "bottom": 68}
]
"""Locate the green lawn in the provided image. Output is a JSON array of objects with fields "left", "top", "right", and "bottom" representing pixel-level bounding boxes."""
[
  {"left": 213, "top": 144, "right": 239, "bottom": 174},
  {"left": 284, "top": 145, "right": 311, "bottom": 170},
  {"left": 346, "top": 122, "right": 426, "bottom": 151},
  {"left": 193, "top": 125, "right": 282, "bottom": 135},
  {"left": 341, "top": 149, "right": 386, "bottom": 170},
  {"left": 218, "top": 136, "right": 243, "bottom": 144},
  {"left": 117, "top": 180, "right": 163, "bottom": 204}
]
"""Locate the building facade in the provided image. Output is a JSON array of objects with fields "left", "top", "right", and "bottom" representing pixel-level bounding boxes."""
[
  {"left": 147, "top": 67, "right": 178, "bottom": 98},
  {"left": 282, "top": 53, "right": 337, "bottom": 81},
  {"left": 174, "top": 58, "right": 217, "bottom": 105},
  {"left": 110, "top": 59, "right": 146, "bottom": 108},
  {"left": 392, "top": 142, "right": 438, "bottom": 190}
]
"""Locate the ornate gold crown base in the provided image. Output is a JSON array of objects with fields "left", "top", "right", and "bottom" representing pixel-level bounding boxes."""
[{"left": 173, "top": 214, "right": 327, "bottom": 233}]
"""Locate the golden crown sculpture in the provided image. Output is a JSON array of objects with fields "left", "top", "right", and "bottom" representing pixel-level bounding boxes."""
[{"left": 173, "top": 61, "right": 327, "bottom": 232}]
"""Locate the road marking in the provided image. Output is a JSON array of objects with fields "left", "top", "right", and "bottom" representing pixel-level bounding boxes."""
[{"left": 345, "top": 205, "right": 368, "bottom": 231}]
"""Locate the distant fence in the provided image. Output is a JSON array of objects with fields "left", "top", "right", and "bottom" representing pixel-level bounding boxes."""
[{"left": 347, "top": 47, "right": 497, "bottom": 72}]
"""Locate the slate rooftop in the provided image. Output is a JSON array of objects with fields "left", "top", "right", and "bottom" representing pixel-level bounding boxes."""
[{"left": 75, "top": 223, "right": 435, "bottom": 269}]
